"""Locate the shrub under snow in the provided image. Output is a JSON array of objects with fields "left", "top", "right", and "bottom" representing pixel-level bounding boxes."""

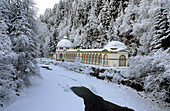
[{"left": 124, "top": 49, "right": 170, "bottom": 102}]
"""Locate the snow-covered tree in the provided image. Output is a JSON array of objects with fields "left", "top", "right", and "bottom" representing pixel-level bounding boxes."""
[
  {"left": 38, "top": 0, "right": 170, "bottom": 103},
  {"left": 0, "top": 0, "right": 19, "bottom": 108},
  {"left": 150, "top": 8, "right": 170, "bottom": 51},
  {"left": 9, "top": 0, "right": 40, "bottom": 87},
  {"left": 124, "top": 49, "right": 170, "bottom": 102},
  {"left": 83, "top": 6, "right": 99, "bottom": 48},
  {"left": 0, "top": 0, "right": 41, "bottom": 108},
  {"left": 37, "top": 19, "right": 52, "bottom": 57}
]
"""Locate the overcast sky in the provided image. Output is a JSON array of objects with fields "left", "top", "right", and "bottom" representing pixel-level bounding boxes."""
[{"left": 35, "top": 0, "right": 59, "bottom": 15}]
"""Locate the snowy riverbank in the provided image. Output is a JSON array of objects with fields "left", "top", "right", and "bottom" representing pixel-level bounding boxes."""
[
  {"left": 4, "top": 62, "right": 170, "bottom": 111},
  {"left": 38, "top": 58, "right": 170, "bottom": 105}
]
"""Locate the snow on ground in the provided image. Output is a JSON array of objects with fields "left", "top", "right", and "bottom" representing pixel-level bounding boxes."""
[{"left": 4, "top": 63, "right": 170, "bottom": 111}]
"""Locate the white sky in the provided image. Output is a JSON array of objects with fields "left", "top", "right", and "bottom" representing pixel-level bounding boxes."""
[{"left": 35, "top": 0, "right": 59, "bottom": 15}]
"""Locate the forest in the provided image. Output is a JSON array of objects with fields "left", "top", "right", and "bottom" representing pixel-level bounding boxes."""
[
  {"left": 0, "top": 0, "right": 41, "bottom": 108},
  {"left": 0, "top": 0, "right": 169, "bottom": 109},
  {"left": 39, "top": 0, "right": 170, "bottom": 103}
]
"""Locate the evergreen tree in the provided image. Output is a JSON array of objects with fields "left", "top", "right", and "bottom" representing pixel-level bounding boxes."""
[
  {"left": 9, "top": 0, "right": 40, "bottom": 86},
  {"left": 37, "top": 20, "right": 52, "bottom": 57},
  {"left": 39, "top": 0, "right": 169, "bottom": 56},
  {"left": 0, "top": 0, "right": 19, "bottom": 108},
  {"left": 83, "top": 6, "right": 99, "bottom": 48},
  {"left": 150, "top": 8, "right": 170, "bottom": 51}
]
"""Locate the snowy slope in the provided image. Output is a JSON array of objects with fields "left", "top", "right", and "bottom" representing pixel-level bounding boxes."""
[{"left": 4, "top": 64, "right": 170, "bottom": 111}]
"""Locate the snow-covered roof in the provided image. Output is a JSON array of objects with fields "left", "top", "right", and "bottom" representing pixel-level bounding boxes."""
[
  {"left": 104, "top": 41, "right": 127, "bottom": 52},
  {"left": 79, "top": 49, "right": 104, "bottom": 52},
  {"left": 66, "top": 48, "right": 127, "bottom": 53},
  {"left": 65, "top": 49, "right": 107, "bottom": 52},
  {"left": 57, "top": 36, "right": 73, "bottom": 47},
  {"left": 56, "top": 39, "right": 127, "bottom": 52}
]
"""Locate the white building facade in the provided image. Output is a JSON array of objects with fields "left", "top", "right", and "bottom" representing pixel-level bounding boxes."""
[{"left": 52, "top": 36, "right": 128, "bottom": 67}]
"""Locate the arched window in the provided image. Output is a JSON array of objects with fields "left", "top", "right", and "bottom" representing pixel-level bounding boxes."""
[
  {"left": 59, "top": 53, "right": 63, "bottom": 60},
  {"left": 104, "top": 54, "right": 108, "bottom": 65},
  {"left": 93, "top": 54, "right": 95, "bottom": 64},
  {"left": 56, "top": 54, "right": 58, "bottom": 60},
  {"left": 82, "top": 54, "right": 84, "bottom": 62},
  {"left": 96, "top": 55, "right": 98, "bottom": 64},
  {"left": 85, "top": 54, "right": 86, "bottom": 63},
  {"left": 90, "top": 54, "right": 92, "bottom": 64},
  {"left": 99, "top": 54, "right": 102, "bottom": 65},
  {"left": 77, "top": 53, "right": 80, "bottom": 60},
  {"left": 87, "top": 54, "right": 89, "bottom": 63},
  {"left": 83, "top": 54, "right": 85, "bottom": 62},
  {"left": 119, "top": 55, "right": 126, "bottom": 66}
]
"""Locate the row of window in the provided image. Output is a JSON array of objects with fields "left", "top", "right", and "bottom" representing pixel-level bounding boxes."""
[
  {"left": 56, "top": 53, "right": 126, "bottom": 66},
  {"left": 61, "top": 53, "right": 108, "bottom": 65},
  {"left": 79, "top": 54, "right": 108, "bottom": 65},
  {"left": 56, "top": 47, "right": 70, "bottom": 50}
]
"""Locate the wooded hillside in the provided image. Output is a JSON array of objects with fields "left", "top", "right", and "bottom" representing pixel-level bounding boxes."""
[
  {"left": 39, "top": 0, "right": 170, "bottom": 103},
  {"left": 39, "top": 0, "right": 169, "bottom": 56}
]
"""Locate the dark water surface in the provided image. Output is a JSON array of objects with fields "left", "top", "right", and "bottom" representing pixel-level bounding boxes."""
[{"left": 71, "top": 86, "right": 134, "bottom": 111}]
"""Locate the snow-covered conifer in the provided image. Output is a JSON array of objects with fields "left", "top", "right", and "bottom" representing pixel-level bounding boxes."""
[
  {"left": 150, "top": 8, "right": 170, "bottom": 51},
  {"left": 0, "top": 0, "right": 19, "bottom": 108},
  {"left": 8, "top": 0, "right": 40, "bottom": 86}
]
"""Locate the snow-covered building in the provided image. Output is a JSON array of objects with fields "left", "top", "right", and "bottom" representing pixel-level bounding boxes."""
[{"left": 52, "top": 36, "right": 128, "bottom": 67}]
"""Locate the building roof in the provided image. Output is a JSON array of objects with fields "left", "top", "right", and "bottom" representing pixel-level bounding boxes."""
[
  {"left": 65, "top": 48, "right": 127, "bottom": 53},
  {"left": 57, "top": 36, "right": 74, "bottom": 47},
  {"left": 104, "top": 41, "right": 127, "bottom": 52},
  {"left": 56, "top": 38, "right": 127, "bottom": 53},
  {"left": 67, "top": 49, "right": 104, "bottom": 52}
]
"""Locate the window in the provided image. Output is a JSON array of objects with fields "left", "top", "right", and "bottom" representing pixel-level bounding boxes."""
[
  {"left": 87, "top": 54, "right": 89, "bottom": 63},
  {"left": 73, "top": 53, "right": 75, "bottom": 60},
  {"left": 59, "top": 53, "right": 63, "bottom": 60},
  {"left": 99, "top": 54, "right": 102, "bottom": 65},
  {"left": 77, "top": 53, "right": 79, "bottom": 60},
  {"left": 82, "top": 54, "right": 84, "bottom": 62},
  {"left": 104, "top": 54, "right": 108, "bottom": 65},
  {"left": 96, "top": 55, "right": 98, "bottom": 64},
  {"left": 82, "top": 54, "right": 83, "bottom": 61},
  {"left": 85, "top": 54, "right": 86, "bottom": 63},
  {"left": 93, "top": 54, "right": 95, "bottom": 64},
  {"left": 90, "top": 54, "right": 92, "bottom": 63},
  {"left": 119, "top": 55, "right": 126, "bottom": 66}
]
